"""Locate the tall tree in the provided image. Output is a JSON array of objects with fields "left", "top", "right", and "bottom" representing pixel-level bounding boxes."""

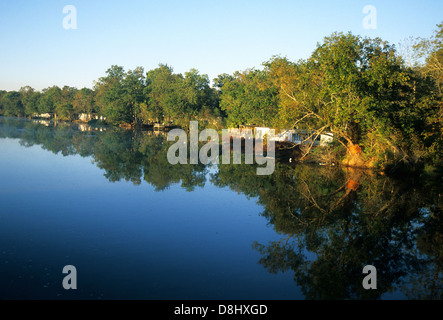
[
  {"left": 20, "top": 86, "right": 41, "bottom": 117},
  {"left": 94, "top": 65, "right": 131, "bottom": 124},
  {"left": 413, "top": 22, "right": 443, "bottom": 165},
  {"left": 265, "top": 33, "right": 435, "bottom": 167},
  {"left": 144, "top": 64, "right": 180, "bottom": 124},
  {"left": 38, "top": 86, "right": 62, "bottom": 115},
  {"left": 0, "top": 90, "right": 5, "bottom": 115},
  {"left": 415, "top": 21, "right": 443, "bottom": 94},
  {"left": 73, "top": 87, "right": 96, "bottom": 115},
  {"left": 55, "top": 86, "right": 77, "bottom": 120},
  {"left": 122, "top": 67, "right": 146, "bottom": 125},
  {"left": 1, "top": 91, "right": 23, "bottom": 117},
  {"left": 218, "top": 69, "right": 278, "bottom": 127}
]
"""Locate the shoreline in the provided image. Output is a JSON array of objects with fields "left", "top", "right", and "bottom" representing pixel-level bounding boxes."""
[{"left": 1, "top": 115, "right": 441, "bottom": 179}]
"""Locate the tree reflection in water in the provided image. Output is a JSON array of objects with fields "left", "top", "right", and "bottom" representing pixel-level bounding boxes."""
[
  {"left": 1, "top": 117, "right": 441, "bottom": 299},
  {"left": 213, "top": 163, "right": 442, "bottom": 299}
]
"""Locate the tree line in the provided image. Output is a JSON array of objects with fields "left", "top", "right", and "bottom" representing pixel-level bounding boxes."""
[
  {"left": 1, "top": 25, "right": 442, "bottom": 169},
  {"left": 0, "top": 65, "right": 223, "bottom": 129}
]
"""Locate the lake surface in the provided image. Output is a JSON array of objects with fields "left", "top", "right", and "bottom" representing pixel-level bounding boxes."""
[{"left": 0, "top": 117, "right": 442, "bottom": 300}]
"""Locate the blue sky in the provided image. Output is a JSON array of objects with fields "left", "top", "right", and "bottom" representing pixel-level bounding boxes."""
[{"left": 0, "top": 0, "right": 442, "bottom": 91}]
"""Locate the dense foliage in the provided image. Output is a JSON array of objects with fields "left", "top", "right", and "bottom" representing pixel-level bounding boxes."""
[{"left": 1, "top": 25, "right": 442, "bottom": 169}]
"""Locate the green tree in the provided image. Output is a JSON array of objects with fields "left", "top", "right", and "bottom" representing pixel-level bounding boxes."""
[
  {"left": 264, "top": 33, "right": 438, "bottom": 168},
  {"left": 55, "top": 86, "right": 77, "bottom": 120},
  {"left": 73, "top": 87, "right": 96, "bottom": 115},
  {"left": 122, "top": 67, "right": 146, "bottom": 125},
  {"left": 142, "top": 65, "right": 221, "bottom": 128},
  {"left": 94, "top": 65, "right": 146, "bottom": 125},
  {"left": 20, "top": 86, "right": 41, "bottom": 117},
  {"left": 2, "top": 91, "right": 24, "bottom": 117},
  {"left": 413, "top": 22, "right": 443, "bottom": 166},
  {"left": 218, "top": 69, "right": 278, "bottom": 127},
  {"left": 38, "top": 86, "right": 62, "bottom": 115},
  {"left": 0, "top": 90, "right": 6, "bottom": 115},
  {"left": 144, "top": 64, "right": 181, "bottom": 125},
  {"left": 415, "top": 21, "right": 443, "bottom": 93},
  {"left": 94, "top": 65, "right": 129, "bottom": 124},
  {"left": 185, "top": 69, "right": 222, "bottom": 127}
]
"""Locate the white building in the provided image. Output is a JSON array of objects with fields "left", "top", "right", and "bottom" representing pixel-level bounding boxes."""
[
  {"left": 227, "top": 126, "right": 334, "bottom": 147},
  {"left": 257, "top": 128, "right": 334, "bottom": 146}
]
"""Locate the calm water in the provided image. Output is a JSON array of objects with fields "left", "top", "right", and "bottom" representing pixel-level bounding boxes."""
[{"left": 0, "top": 117, "right": 442, "bottom": 300}]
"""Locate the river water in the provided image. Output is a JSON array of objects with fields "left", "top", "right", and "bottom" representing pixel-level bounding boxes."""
[{"left": 0, "top": 117, "right": 441, "bottom": 300}]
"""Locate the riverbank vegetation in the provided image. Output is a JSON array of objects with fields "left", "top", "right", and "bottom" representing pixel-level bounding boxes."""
[{"left": 1, "top": 25, "right": 442, "bottom": 172}]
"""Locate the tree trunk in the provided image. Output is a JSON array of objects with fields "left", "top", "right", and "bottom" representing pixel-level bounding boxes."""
[{"left": 342, "top": 142, "right": 366, "bottom": 168}]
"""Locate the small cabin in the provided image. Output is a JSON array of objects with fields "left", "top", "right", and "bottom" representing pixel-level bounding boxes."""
[
  {"left": 255, "top": 128, "right": 334, "bottom": 146},
  {"left": 33, "top": 113, "right": 53, "bottom": 119}
]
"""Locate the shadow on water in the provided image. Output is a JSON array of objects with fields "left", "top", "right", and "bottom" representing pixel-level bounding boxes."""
[{"left": 0, "top": 117, "right": 442, "bottom": 299}]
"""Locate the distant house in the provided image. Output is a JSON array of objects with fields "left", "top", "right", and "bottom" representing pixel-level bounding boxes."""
[
  {"left": 77, "top": 113, "right": 107, "bottom": 122},
  {"left": 319, "top": 132, "right": 334, "bottom": 147},
  {"left": 226, "top": 126, "right": 333, "bottom": 147},
  {"left": 256, "top": 127, "right": 334, "bottom": 146},
  {"left": 33, "top": 113, "right": 53, "bottom": 119},
  {"left": 78, "top": 113, "right": 93, "bottom": 122}
]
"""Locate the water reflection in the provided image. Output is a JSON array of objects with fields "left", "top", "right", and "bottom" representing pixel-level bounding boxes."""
[
  {"left": 0, "top": 118, "right": 207, "bottom": 191},
  {"left": 215, "top": 163, "right": 443, "bottom": 299},
  {"left": 0, "top": 117, "right": 441, "bottom": 299}
]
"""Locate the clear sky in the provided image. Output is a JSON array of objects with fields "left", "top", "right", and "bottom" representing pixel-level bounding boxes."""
[{"left": 0, "top": 0, "right": 442, "bottom": 91}]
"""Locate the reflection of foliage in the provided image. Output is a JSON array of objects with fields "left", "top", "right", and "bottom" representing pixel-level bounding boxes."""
[
  {"left": 0, "top": 118, "right": 207, "bottom": 191},
  {"left": 1, "top": 118, "right": 442, "bottom": 299},
  {"left": 252, "top": 237, "right": 304, "bottom": 275},
  {"left": 405, "top": 205, "right": 443, "bottom": 300},
  {"left": 93, "top": 131, "right": 144, "bottom": 185},
  {"left": 140, "top": 136, "right": 207, "bottom": 192},
  {"left": 214, "top": 162, "right": 443, "bottom": 299}
]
